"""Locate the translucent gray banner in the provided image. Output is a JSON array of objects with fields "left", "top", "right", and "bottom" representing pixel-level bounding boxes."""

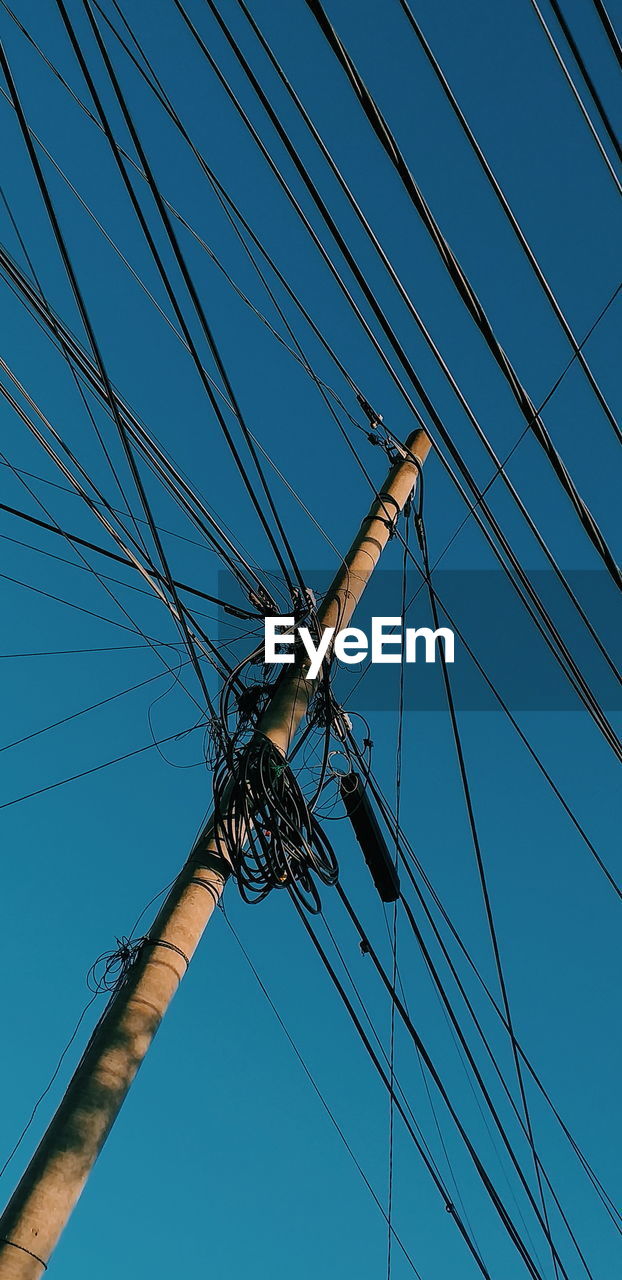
[{"left": 217, "top": 570, "right": 621, "bottom": 711}]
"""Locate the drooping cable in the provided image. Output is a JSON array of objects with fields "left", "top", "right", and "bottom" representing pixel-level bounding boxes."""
[
  {"left": 591, "top": 0, "right": 622, "bottom": 69},
  {"left": 207, "top": 0, "right": 620, "bottom": 687},
  {"left": 410, "top": 461, "right": 562, "bottom": 1278},
  {"left": 391, "top": 0, "right": 621, "bottom": 441},
  {"left": 291, "top": 895, "right": 494, "bottom": 1277},
  {"left": 545, "top": 0, "right": 622, "bottom": 161},
  {"left": 149, "top": 1, "right": 622, "bottom": 747},
  {"left": 344, "top": 737, "right": 621, "bottom": 1230},
  {"left": 527, "top": 0, "right": 622, "bottom": 189},
  {"left": 7, "top": 0, "right": 618, "bottom": 741},
  {"left": 57, "top": 0, "right": 308, "bottom": 608},
  {"left": 0, "top": 39, "right": 215, "bottom": 713},
  {"left": 302, "top": 0, "right": 622, "bottom": 588}
]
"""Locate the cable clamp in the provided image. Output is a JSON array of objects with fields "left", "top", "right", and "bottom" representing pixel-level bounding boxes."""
[
  {"left": 375, "top": 491, "right": 401, "bottom": 538},
  {"left": 356, "top": 391, "right": 383, "bottom": 430}
]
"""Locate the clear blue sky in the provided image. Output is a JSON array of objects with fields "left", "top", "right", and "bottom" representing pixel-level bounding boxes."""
[{"left": 0, "top": 1, "right": 620, "bottom": 1277}]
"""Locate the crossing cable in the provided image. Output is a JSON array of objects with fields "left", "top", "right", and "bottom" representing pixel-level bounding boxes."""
[
  {"left": 7, "top": 0, "right": 619, "bottom": 485},
  {"left": 318, "top": 903, "right": 483, "bottom": 1254},
  {"left": 11, "top": 0, "right": 617, "bottom": 717},
  {"left": 0, "top": 721, "right": 207, "bottom": 811},
  {"left": 0, "top": 184, "right": 153, "bottom": 568},
  {"left": 6, "top": 66, "right": 616, "bottom": 759},
  {"left": 344, "top": 492, "right": 622, "bottom": 892},
  {"left": 332, "top": 739, "right": 596, "bottom": 1278},
  {"left": 0, "top": 451, "right": 277, "bottom": 584},
  {"left": 0, "top": 69, "right": 360, "bottom": 595},
  {"left": 335, "top": 883, "right": 577, "bottom": 1280},
  {"left": 403, "top": 280, "right": 621, "bottom": 580},
  {"left": 152, "top": 3, "right": 622, "bottom": 738},
  {"left": 0, "top": 75, "right": 198, "bottom": 613},
  {"left": 204, "top": 0, "right": 620, "bottom": 688},
  {"left": 343, "top": 735, "right": 622, "bottom": 1230},
  {"left": 0, "top": 439, "right": 219, "bottom": 714},
  {"left": 0, "top": 529, "right": 253, "bottom": 637},
  {"left": 302, "top": 0, "right": 622, "bottom": 587},
  {"left": 291, "top": 896, "right": 494, "bottom": 1278},
  {"left": 545, "top": 0, "right": 622, "bottom": 161},
  {"left": 223, "top": 910, "right": 427, "bottom": 1280},
  {"left": 0, "top": 352, "right": 153, "bottom": 576},
  {"left": 392, "top": 0, "right": 621, "bottom": 441},
  {"left": 591, "top": 0, "right": 622, "bottom": 70},
  {"left": 3, "top": 8, "right": 619, "bottom": 749},
  {"left": 378, "top": 431, "right": 622, "bottom": 763},
  {"left": 0, "top": 3, "right": 369, "bottom": 428},
  {"left": 0, "top": 245, "right": 276, "bottom": 612},
  {"left": 0, "top": 659, "right": 192, "bottom": 757},
  {"left": 527, "top": 0, "right": 622, "bottom": 191},
  {"left": 0, "top": 41, "right": 215, "bottom": 714},
  {"left": 0, "top": 501, "right": 257, "bottom": 617},
  {"left": 56, "top": 0, "right": 308, "bottom": 609},
  {"left": 389, "top": 875, "right": 596, "bottom": 1276},
  {"left": 296, "top": 893, "right": 545, "bottom": 1280},
  {"left": 1, "top": 105, "right": 363, "bottom": 447},
  {"left": 0, "top": 375, "right": 232, "bottom": 691},
  {"left": 232, "top": 0, "right": 620, "bottom": 450},
  {"left": 410, "top": 461, "right": 562, "bottom": 1278}
]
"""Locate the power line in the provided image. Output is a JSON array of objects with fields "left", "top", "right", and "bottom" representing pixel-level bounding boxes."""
[
  {"left": 545, "top": 0, "right": 622, "bottom": 162},
  {"left": 203, "top": 0, "right": 620, "bottom": 694},
  {"left": 0, "top": 42, "right": 220, "bottom": 713},
  {"left": 222, "top": 908, "right": 426, "bottom": 1278},
  {"left": 152, "top": 0, "right": 622, "bottom": 746},
  {"left": 292, "top": 896, "right": 494, "bottom": 1277},
  {"left": 591, "top": 0, "right": 622, "bottom": 69},
  {"left": 302, "top": 0, "right": 622, "bottom": 589},
  {"left": 393, "top": 0, "right": 621, "bottom": 441},
  {"left": 527, "top": 0, "right": 622, "bottom": 190},
  {"left": 345, "top": 741, "right": 621, "bottom": 1230},
  {"left": 0, "top": 722, "right": 206, "bottom": 811},
  {"left": 56, "top": 0, "right": 307, "bottom": 608}
]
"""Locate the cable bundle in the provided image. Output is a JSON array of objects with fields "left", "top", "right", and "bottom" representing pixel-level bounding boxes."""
[{"left": 213, "top": 732, "right": 339, "bottom": 912}]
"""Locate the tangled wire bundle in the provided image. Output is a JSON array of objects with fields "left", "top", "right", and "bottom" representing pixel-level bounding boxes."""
[{"left": 213, "top": 733, "right": 339, "bottom": 912}]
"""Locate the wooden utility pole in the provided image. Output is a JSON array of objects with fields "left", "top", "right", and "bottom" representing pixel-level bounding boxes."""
[{"left": 0, "top": 429, "right": 430, "bottom": 1278}]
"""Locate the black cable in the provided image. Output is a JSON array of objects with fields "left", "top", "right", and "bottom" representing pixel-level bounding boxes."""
[
  {"left": 411, "top": 466, "right": 563, "bottom": 1278},
  {"left": 0, "top": 244, "right": 275, "bottom": 612},
  {"left": 302, "top": 0, "right": 622, "bottom": 589},
  {"left": 157, "top": 1, "right": 622, "bottom": 752},
  {"left": 0, "top": 722, "right": 206, "bottom": 812},
  {"left": 0, "top": 182, "right": 153, "bottom": 563},
  {"left": 291, "top": 895, "right": 493, "bottom": 1278},
  {"left": 591, "top": 0, "right": 622, "bottom": 70},
  {"left": 9, "top": 1, "right": 618, "bottom": 743},
  {"left": 0, "top": 500, "right": 257, "bottom": 618},
  {"left": 222, "top": 909, "right": 426, "bottom": 1278},
  {"left": 213, "top": 0, "right": 621, "bottom": 692},
  {"left": 58, "top": 0, "right": 307, "bottom": 609},
  {"left": 345, "top": 739, "right": 621, "bottom": 1230},
  {"left": 392, "top": 886, "right": 596, "bottom": 1278},
  {"left": 0, "top": 660, "right": 191, "bottom": 756},
  {"left": 335, "top": 884, "right": 565, "bottom": 1280},
  {"left": 527, "top": 0, "right": 622, "bottom": 191},
  {"left": 0, "top": 644, "right": 162, "bottom": 659},
  {"left": 545, "top": 0, "right": 622, "bottom": 161},
  {"left": 392, "top": 0, "right": 621, "bottom": 443},
  {"left": 0, "top": 379, "right": 232, "bottom": 689},
  {"left": 0, "top": 40, "right": 215, "bottom": 714}
]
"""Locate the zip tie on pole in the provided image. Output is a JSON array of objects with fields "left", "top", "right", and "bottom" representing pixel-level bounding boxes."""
[{"left": 0, "top": 1239, "right": 47, "bottom": 1270}]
